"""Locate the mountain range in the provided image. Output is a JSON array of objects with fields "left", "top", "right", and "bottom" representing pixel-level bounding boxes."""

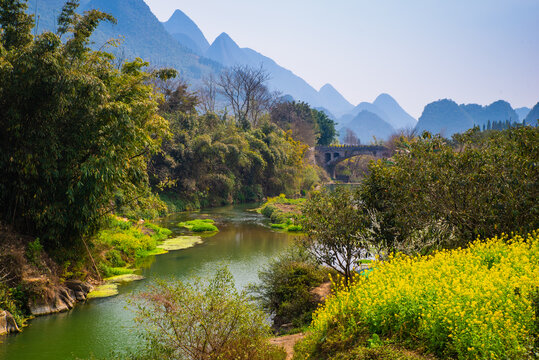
[
  {"left": 24, "top": 0, "right": 535, "bottom": 141},
  {"left": 416, "top": 99, "right": 528, "bottom": 137},
  {"left": 337, "top": 93, "right": 417, "bottom": 144}
]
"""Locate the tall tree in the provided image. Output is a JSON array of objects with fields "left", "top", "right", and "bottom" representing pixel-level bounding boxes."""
[
  {"left": 217, "top": 65, "right": 273, "bottom": 129},
  {"left": 313, "top": 109, "right": 337, "bottom": 146},
  {"left": 0, "top": 0, "right": 169, "bottom": 249}
]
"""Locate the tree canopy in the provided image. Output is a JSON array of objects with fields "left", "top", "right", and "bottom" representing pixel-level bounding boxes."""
[{"left": 0, "top": 0, "right": 170, "bottom": 249}]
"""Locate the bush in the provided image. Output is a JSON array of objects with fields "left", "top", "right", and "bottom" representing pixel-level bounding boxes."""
[
  {"left": 296, "top": 231, "right": 539, "bottom": 359},
  {"left": 132, "top": 267, "right": 286, "bottom": 360},
  {"left": 361, "top": 127, "right": 539, "bottom": 252},
  {"left": 250, "top": 247, "right": 331, "bottom": 331}
]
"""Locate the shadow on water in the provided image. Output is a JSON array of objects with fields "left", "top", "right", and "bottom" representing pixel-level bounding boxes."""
[{"left": 0, "top": 204, "right": 293, "bottom": 360}]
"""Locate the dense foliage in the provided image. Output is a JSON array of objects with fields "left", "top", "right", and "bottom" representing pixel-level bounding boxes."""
[
  {"left": 150, "top": 92, "right": 323, "bottom": 209},
  {"left": 94, "top": 217, "right": 171, "bottom": 278},
  {"left": 270, "top": 101, "right": 336, "bottom": 146},
  {"left": 295, "top": 232, "right": 539, "bottom": 360},
  {"left": 0, "top": 0, "right": 169, "bottom": 250},
  {"left": 131, "top": 268, "right": 286, "bottom": 360},
  {"left": 299, "top": 188, "right": 374, "bottom": 283},
  {"left": 361, "top": 126, "right": 539, "bottom": 253}
]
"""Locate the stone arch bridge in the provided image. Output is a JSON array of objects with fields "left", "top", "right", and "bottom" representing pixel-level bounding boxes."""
[{"left": 314, "top": 145, "right": 391, "bottom": 179}]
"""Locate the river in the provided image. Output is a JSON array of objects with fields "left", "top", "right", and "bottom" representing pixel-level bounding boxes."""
[{"left": 0, "top": 205, "right": 293, "bottom": 360}]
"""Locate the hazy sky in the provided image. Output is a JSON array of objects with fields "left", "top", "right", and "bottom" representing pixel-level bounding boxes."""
[{"left": 144, "top": 0, "right": 538, "bottom": 118}]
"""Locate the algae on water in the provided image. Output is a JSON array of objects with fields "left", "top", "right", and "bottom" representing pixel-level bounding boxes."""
[
  {"left": 87, "top": 284, "right": 119, "bottom": 299},
  {"left": 157, "top": 236, "right": 203, "bottom": 251}
]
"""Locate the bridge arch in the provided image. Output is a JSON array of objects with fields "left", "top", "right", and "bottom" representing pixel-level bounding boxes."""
[{"left": 314, "top": 145, "right": 391, "bottom": 179}]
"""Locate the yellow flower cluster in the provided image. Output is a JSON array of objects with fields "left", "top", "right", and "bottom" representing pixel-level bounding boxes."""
[{"left": 307, "top": 232, "right": 539, "bottom": 359}]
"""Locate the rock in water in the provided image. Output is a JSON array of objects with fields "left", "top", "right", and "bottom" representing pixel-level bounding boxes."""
[{"left": 0, "top": 310, "right": 21, "bottom": 335}]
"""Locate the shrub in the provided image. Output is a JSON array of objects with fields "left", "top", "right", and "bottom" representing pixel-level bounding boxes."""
[
  {"left": 250, "top": 246, "right": 331, "bottom": 331},
  {"left": 132, "top": 267, "right": 286, "bottom": 360},
  {"left": 296, "top": 231, "right": 539, "bottom": 360}
]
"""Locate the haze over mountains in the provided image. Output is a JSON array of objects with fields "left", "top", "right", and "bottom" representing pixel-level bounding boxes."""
[{"left": 26, "top": 0, "right": 536, "bottom": 142}]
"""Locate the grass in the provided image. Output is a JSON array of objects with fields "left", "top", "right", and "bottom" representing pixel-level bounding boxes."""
[
  {"left": 177, "top": 219, "right": 219, "bottom": 233},
  {"left": 295, "top": 231, "right": 539, "bottom": 359},
  {"left": 270, "top": 223, "right": 303, "bottom": 232},
  {"left": 94, "top": 216, "right": 175, "bottom": 278},
  {"left": 260, "top": 194, "right": 305, "bottom": 230}
]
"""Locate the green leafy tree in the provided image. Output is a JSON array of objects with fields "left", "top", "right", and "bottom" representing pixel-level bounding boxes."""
[
  {"left": 0, "top": 0, "right": 170, "bottom": 250},
  {"left": 361, "top": 127, "right": 539, "bottom": 252},
  {"left": 299, "top": 188, "right": 372, "bottom": 284},
  {"left": 313, "top": 109, "right": 337, "bottom": 146}
]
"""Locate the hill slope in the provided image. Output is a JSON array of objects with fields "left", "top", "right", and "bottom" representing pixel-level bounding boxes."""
[
  {"left": 340, "top": 111, "right": 395, "bottom": 144},
  {"left": 373, "top": 93, "right": 417, "bottom": 129},
  {"left": 205, "top": 33, "right": 353, "bottom": 117},
  {"left": 162, "top": 9, "right": 210, "bottom": 55}
]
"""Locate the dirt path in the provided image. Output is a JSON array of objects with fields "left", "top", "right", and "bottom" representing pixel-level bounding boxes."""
[{"left": 270, "top": 333, "right": 305, "bottom": 360}]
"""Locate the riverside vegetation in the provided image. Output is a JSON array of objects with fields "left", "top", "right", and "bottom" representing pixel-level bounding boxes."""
[
  {"left": 0, "top": 0, "right": 333, "bottom": 339},
  {"left": 1, "top": 1, "right": 538, "bottom": 359}
]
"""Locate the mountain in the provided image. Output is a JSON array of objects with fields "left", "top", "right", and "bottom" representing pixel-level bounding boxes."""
[
  {"left": 27, "top": 1, "right": 353, "bottom": 116},
  {"left": 460, "top": 100, "right": 519, "bottom": 127},
  {"left": 204, "top": 33, "right": 353, "bottom": 117},
  {"left": 27, "top": 0, "right": 220, "bottom": 81},
  {"left": 524, "top": 102, "right": 539, "bottom": 126},
  {"left": 338, "top": 94, "right": 416, "bottom": 132},
  {"left": 162, "top": 9, "right": 210, "bottom": 55},
  {"left": 415, "top": 99, "right": 474, "bottom": 137},
  {"left": 340, "top": 111, "right": 395, "bottom": 144},
  {"left": 417, "top": 99, "right": 524, "bottom": 136},
  {"left": 339, "top": 101, "right": 389, "bottom": 129},
  {"left": 205, "top": 32, "right": 247, "bottom": 67},
  {"left": 318, "top": 84, "right": 354, "bottom": 118},
  {"left": 373, "top": 93, "right": 417, "bottom": 129},
  {"left": 515, "top": 107, "right": 531, "bottom": 122}
]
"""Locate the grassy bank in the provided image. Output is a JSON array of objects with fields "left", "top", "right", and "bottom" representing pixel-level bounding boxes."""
[
  {"left": 294, "top": 231, "right": 539, "bottom": 359},
  {"left": 259, "top": 194, "right": 305, "bottom": 232},
  {"left": 92, "top": 216, "right": 173, "bottom": 278}
]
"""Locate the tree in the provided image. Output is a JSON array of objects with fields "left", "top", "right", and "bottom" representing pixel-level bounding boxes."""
[
  {"left": 361, "top": 127, "right": 539, "bottom": 252},
  {"left": 313, "top": 109, "right": 337, "bottom": 146},
  {"left": 217, "top": 65, "right": 274, "bottom": 128},
  {"left": 198, "top": 73, "right": 218, "bottom": 114},
  {"left": 132, "top": 268, "right": 285, "bottom": 360},
  {"left": 343, "top": 128, "right": 360, "bottom": 145},
  {"left": 299, "top": 188, "right": 372, "bottom": 284},
  {"left": 0, "top": 0, "right": 169, "bottom": 249},
  {"left": 270, "top": 101, "right": 319, "bottom": 146}
]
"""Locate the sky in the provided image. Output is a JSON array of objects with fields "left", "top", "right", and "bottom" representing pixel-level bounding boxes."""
[{"left": 144, "top": 0, "right": 539, "bottom": 118}]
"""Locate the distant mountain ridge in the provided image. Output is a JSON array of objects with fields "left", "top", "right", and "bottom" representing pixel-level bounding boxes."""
[
  {"left": 416, "top": 99, "right": 524, "bottom": 136},
  {"left": 524, "top": 102, "right": 539, "bottom": 126},
  {"left": 337, "top": 93, "right": 417, "bottom": 144},
  {"left": 340, "top": 111, "right": 395, "bottom": 144},
  {"left": 27, "top": 0, "right": 220, "bottom": 81},
  {"left": 204, "top": 32, "right": 354, "bottom": 117},
  {"left": 162, "top": 9, "right": 210, "bottom": 55}
]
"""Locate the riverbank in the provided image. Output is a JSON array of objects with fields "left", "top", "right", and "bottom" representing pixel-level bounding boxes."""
[
  {"left": 0, "top": 215, "right": 208, "bottom": 336},
  {"left": 0, "top": 205, "right": 293, "bottom": 359}
]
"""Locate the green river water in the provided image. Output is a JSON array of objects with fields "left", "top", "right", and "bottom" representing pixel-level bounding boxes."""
[{"left": 0, "top": 205, "right": 293, "bottom": 360}]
